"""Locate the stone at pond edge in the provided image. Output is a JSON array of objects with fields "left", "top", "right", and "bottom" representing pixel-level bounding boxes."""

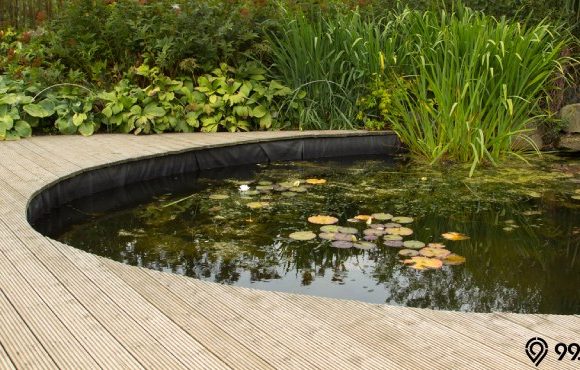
[{"left": 561, "top": 103, "right": 580, "bottom": 133}]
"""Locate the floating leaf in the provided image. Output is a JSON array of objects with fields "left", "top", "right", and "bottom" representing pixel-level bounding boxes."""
[
  {"left": 354, "top": 241, "right": 376, "bottom": 250},
  {"left": 289, "top": 231, "right": 316, "bottom": 241},
  {"left": 306, "top": 178, "right": 327, "bottom": 185},
  {"left": 398, "top": 249, "right": 419, "bottom": 257},
  {"left": 384, "top": 234, "right": 403, "bottom": 241},
  {"left": 526, "top": 191, "right": 542, "bottom": 198},
  {"left": 403, "top": 256, "right": 443, "bottom": 270},
  {"left": 427, "top": 242, "right": 446, "bottom": 249},
  {"left": 385, "top": 227, "right": 413, "bottom": 236},
  {"left": 246, "top": 201, "right": 270, "bottom": 209},
  {"left": 281, "top": 192, "right": 297, "bottom": 197},
  {"left": 363, "top": 229, "right": 384, "bottom": 237},
  {"left": 319, "top": 232, "right": 336, "bottom": 241},
  {"left": 334, "top": 233, "right": 357, "bottom": 242},
  {"left": 258, "top": 181, "right": 273, "bottom": 186},
  {"left": 371, "top": 213, "right": 393, "bottom": 221},
  {"left": 572, "top": 195, "right": 580, "bottom": 201},
  {"left": 347, "top": 218, "right": 361, "bottom": 223},
  {"left": 369, "top": 224, "right": 385, "bottom": 229},
  {"left": 209, "top": 194, "right": 229, "bottom": 200},
  {"left": 419, "top": 247, "right": 451, "bottom": 259},
  {"left": 391, "top": 216, "right": 413, "bottom": 224},
  {"left": 442, "top": 232, "right": 470, "bottom": 241},
  {"left": 289, "top": 186, "right": 308, "bottom": 193},
  {"left": 338, "top": 227, "right": 358, "bottom": 234},
  {"left": 331, "top": 241, "right": 353, "bottom": 249},
  {"left": 320, "top": 225, "right": 340, "bottom": 233},
  {"left": 384, "top": 240, "right": 404, "bottom": 248},
  {"left": 363, "top": 235, "right": 378, "bottom": 241},
  {"left": 403, "top": 240, "right": 425, "bottom": 249},
  {"left": 443, "top": 254, "right": 466, "bottom": 265},
  {"left": 278, "top": 181, "right": 295, "bottom": 188},
  {"left": 256, "top": 185, "right": 273, "bottom": 191},
  {"left": 354, "top": 215, "right": 372, "bottom": 221},
  {"left": 308, "top": 215, "right": 339, "bottom": 225},
  {"left": 383, "top": 223, "right": 402, "bottom": 228}
]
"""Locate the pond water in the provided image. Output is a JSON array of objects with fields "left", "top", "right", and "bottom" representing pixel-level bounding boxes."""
[{"left": 45, "top": 155, "right": 580, "bottom": 314}]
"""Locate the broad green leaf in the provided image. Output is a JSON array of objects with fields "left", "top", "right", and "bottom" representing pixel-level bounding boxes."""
[
  {"left": 72, "top": 113, "right": 87, "bottom": 127},
  {"left": 0, "top": 115, "right": 14, "bottom": 131},
  {"left": 143, "top": 104, "right": 166, "bottom": 117},
  {"left": 259, "top": 112, "right": 272, "bottom": 129},
  {"left": 14, "top": 120, "right": 31, "bottom": 138},
  {"left": 102, "top": 105, "right": 113, "bottom": 118},
  {"left": 78, "top": 122, "right": 94, "bottom": 136},
  {"left": 252, "top": 105, "right": 268, "bottom": 118},
  {"left": 23, "top": 103, "right": 54, "bottom": 118}
]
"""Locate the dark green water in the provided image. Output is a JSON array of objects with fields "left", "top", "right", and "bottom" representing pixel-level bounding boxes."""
[{"left": 51, "top": 155, "right": 580, "bottom": 314}]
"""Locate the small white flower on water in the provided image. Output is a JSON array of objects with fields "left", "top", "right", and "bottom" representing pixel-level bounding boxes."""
[
  {"left": 239, "top": 184, "right": 250, "bottom": 192},
  {"left": 171, "top": 4, "right": 180, "bottom": 10}
]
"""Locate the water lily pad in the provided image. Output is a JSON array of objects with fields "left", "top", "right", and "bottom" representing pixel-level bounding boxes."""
[
  {"left": 385, "top": 227, "right": 413, "bottom": 236},
  {"left": 289, "top": 231, "right": 316, "bottom": 241},
  {"left": 526, "top": 191, "right": 542, "bottom": 198},
  {"left": 383, "top": 223, "right": 402, "bottom": 228},
  {"left": 391, "top": 216, "right": 413, "bottom": 224},
  {"left": 320, "top": 225, "right": 340, "bottom": 233},
  {"left": 403, "top": 256, "right": 443, "bottom": 270},
  {"left": 441, "top": 232, "right": 470, "bottom": 241},
  {"left": 289, "top": 186, "right": 308, "bottom": 193},
  {"left": 443, "top": 254, "right": 466, "bottom": 265},
  {"left": 244, "top": 190, "right": 260, "bottom": 196},
  {"left": 384, "top": 234, "right": 403, "bottom": 241},
  {"left": 403, "top": 240, "right": 425, "bottom": 249},
  {"left": 398, "top": 249, "right": 419, "bottom": 257},
  {"left": 363, "top": 235, "right": 378, "bottom": 241},
  {"left": 572, "top": 195, "right": 580, "bottom": 201},
  {"left": 209, "top": 194, "right": 229, "bottom": 200},
  {"left": 338, "top": 226, "right": 358, "bottom": 234},
  {"left": 354, "top": 241, "right": 376, "bottom": 250},
  {"left": 318, "top": 232, "right": 337, "bottom": 241},
  {"left": 306, "top": 178, "right": 327, "bottom": 185},
  {"left": 278, "top": 181, "right": 295, "bottom": 188},
  {"left": 347, "top": 218, "right": 361, "bottom": 223},
  {"left": 258, "top": 181, "right": 273, "bottom": 186},
  {"left": 419, "top": 247, "right": 451, "bottom": 259},
  {"left": 246, "top": 201, "right": 270, "bottom": 209},
  {"left": 332, "top": 241, "right": 353, "bottom": 249},
  {"left": 384, "top": 240, "right": 404, "bottom": 248},
  {"left": 427, "top": 242, "right": 446, "bottom": 249},
  {"left": 369, "top": 224, "right": 385, "bottom": 229},
  {"left": 334, "top": 233, "right": 357, "bottom": 242},
  {"left": 308, "top": 215, "right": 339, "bottom": 225},
  {"left": 576, "top": 189, "right": 580, "bottom": 194},
  {"left": 354, "top": 215, "right": 372, "bottom": 221},
  {"left": 363, "top": 229, "right": 384, "bottom": 237},
  {"left": 371, "top": 213, "right": 393, "bottom": 221},
  {"left": 256, "top": 185, "right": 274, "bottom": 191}
]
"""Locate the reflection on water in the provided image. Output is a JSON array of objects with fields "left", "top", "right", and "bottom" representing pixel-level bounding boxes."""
[{"left": 44, "top": 155, "right": 580, "bottom": 314}]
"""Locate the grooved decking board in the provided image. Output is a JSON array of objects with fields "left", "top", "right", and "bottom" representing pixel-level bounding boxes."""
[{"left": 0, "top": 132, "right": 578, "bottom": 370}]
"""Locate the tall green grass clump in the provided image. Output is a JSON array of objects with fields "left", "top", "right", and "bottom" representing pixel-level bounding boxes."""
[
  {"left": 385, "top": 6, "right": 571, "bottom": 174},
  {"left": 267, "top": 10, "right": 399, "bottom": 129}
]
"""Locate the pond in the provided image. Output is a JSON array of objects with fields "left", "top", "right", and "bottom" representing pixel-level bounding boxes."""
[{"left": 38, "top": 154, "right": 580, "bottom": 314}]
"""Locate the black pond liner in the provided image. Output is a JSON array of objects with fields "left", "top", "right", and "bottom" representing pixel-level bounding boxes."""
[{"left": 28, "top": 133, "right": 401, "bottom": 237}]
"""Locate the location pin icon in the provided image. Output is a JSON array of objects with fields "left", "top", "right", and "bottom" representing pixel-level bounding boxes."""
[{"left": 526, "top": 337, "right": 548, "bottom": 367}]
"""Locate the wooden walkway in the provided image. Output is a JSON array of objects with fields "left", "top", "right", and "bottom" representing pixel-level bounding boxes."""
[{"left": 0, "top": 131, "right": 578, "bottom": 369}]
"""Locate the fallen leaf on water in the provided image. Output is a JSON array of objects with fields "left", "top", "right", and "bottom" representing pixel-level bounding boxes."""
[
  {"left": 419, "top": 247, "right": 451, "bottom": 259},
  {"left": 355, "top": 215, "right": 372, "bottom": 221},
  {"left": 308, "top": 215, "right": 339, "bottom": 225},
  {"left": 427, "top": 242, "right": 446, "bottom": 249},
  {"left": 306, "top": 178, "right": 327, "bottom": 185},
  {"left": 403, "top": 256, "right": 443, "bottom": 270},
  {"left": 441, "top": 232, "right": 470, "bottom": 241},
  {"left": 443, "top": 254, "right": 466, "bottom": 265}
]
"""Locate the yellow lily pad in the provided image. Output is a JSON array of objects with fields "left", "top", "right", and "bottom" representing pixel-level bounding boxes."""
[
  {"left": 427, "top": 242, "right": 446, "bottom": 249},
  {"left": 289, "top": 231, "right": 317, "bottom": 241},
  {"left": 320, "top": 225, "right": 340, "bottom": 233},
  {"left": 443, "top": 254, "right": 466, "bottom": 265},
  {"left": 403, "top": 256, "right": 443, "bottom": 270},
  {"left": 441, "top": 232, "right": 470, "bottom": 241},
  {"left": 419, "top": 247, "right": 451, "bottom": 259},
  {"left": 385, "top": 227, "right": 413, "bottom": 236},
  {"left": 572, "top": 195, "right": 580, "bottom": 201},
  {"left": 209, "top": 194, "right": 229, "bottom": 200},
  {"left": 308, "top": 215, "right": 339, "bottom": 225},
  {"left": 355, "top": 214, "right": 372, "bottom": 221},
  {"left": 306, "top": 178, "right": 327, "bottom": 185},
  {"left": 246, "top": 201, "right": 270, "bottom": 209}
]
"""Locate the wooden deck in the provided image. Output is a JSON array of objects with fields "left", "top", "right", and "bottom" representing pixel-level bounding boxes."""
[{"left": 0, "top": 131, "right": 578, "bottom": 369}]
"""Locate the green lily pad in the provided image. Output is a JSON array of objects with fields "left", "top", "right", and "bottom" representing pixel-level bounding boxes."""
[
  {"left": 319, "top": 232, "right": 337, "bottom": 241},
  {"left": 398, "top": 249, "right": 419, "bottom": 257},
  {"left": 246, "top": 201, "right": 270, "bottom": 209},
  {"left": 256, "top": 185, "right": 274, "bottom": 191},
  {"left": 391, "top": 216, "right": 413, "bottom": 224},
  {"left": 383, "top": 223, "right": 402, "bottom": 228},
  {"left": 403, "top": 240, "right": 425, "bottom": 249},
  {"left": 244, "top": 190, "right": 260, "bottom": 196},
  {"left": 320, "top": 225, "right": 340, "bottom": 233},
  {"left": 369, "top": 224, "right": 385, "bottom": 229},
  {"left": 385, "top": 227, "right": 413, "bottom": 236},
  {"left": 419, "top": 247, "right": 451, "bottom": 259},
  {"left": 347, "top": 218, "right": 361, "bottom": 223},
  {"left": 258, "top": 181, "right": 273, "bottom": 186},
  {"left": 281, "top": 191, "right": 298, "bottom": 197},
  {"left": 209, "top": 194, "right": 229, "bottom": 200},
  {"left": 363, "top": 229, "right": 384, "bottom": 236},
  {"left": 338, "top": 226, "right": 358, "bottom": 234},
  {"left": 289, "top": 231, "right": 317, "bottom": 241},
  {"left": 572, "top": 195, "right": 580, "bottom": 201},
  {"left": 289, "top": 186, "right": 308, "bottom": 193},
  {"left": 354, "top": 241, "right": 376, "bottom": 250},
  {"left": 372, "top": 213, "right": 393, "bottom": 221},
  {"left": 384, "top": 234, "right": 403, "bottom": 241},
  {"left": 334, "top": 233, "right": 357, "bottom": 242}
]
